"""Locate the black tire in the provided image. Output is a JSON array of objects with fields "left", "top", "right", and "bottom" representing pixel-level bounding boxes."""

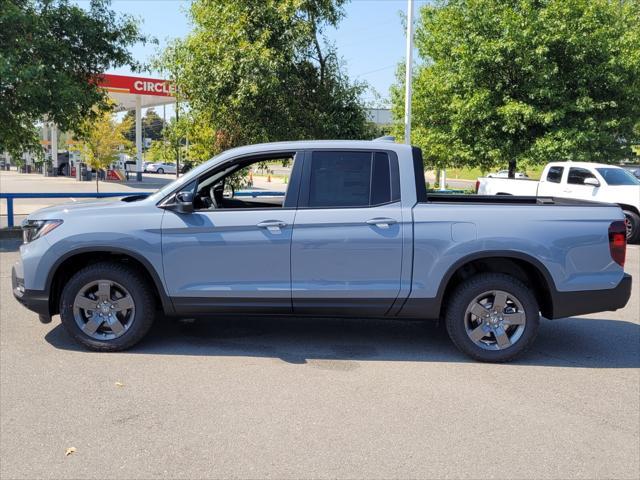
[
  {"left": 156, "top": 168, "right": 164, "bottom": 174},
  {"left": 445, "top": 273, "right": 540, "bottom": 363},
  {"left": 623, "top": 210, "right": 640, "bottom": 244},
  {"left": 59, "top": 262, "right": 156, "bottom": 351}
]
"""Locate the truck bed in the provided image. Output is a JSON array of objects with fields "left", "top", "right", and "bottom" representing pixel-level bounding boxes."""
[{"left": 424, "top": 194, "right": 613, "bottom": 207}]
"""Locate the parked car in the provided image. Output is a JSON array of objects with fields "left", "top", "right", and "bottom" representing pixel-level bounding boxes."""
[
  {"left": 13, "top": 141, "right": 631, "bottom": 362},
  {"left": 487, "top": 170, "right": 529, "bottom": 179},
  {"left": 477, "top": 161, "right": 640, "bottom": 243},
  {"left": 145, "top": 162, "right": 177, "bottom": 174}
]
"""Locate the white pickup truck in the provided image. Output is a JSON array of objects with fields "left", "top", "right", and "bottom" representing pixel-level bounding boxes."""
[{"left": 477, "top": 162, "right": 640, "bottom": 243}]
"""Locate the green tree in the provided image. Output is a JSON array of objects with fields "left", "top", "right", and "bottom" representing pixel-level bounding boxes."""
[
  {"left": 79, "top": 108, "right": 132, "bottom": 191},
  {"left": 0, "top": 0, "right": 148, "bottom": 159},
  {"left": 122, "top": 108, "right": 166, "bottom": 144},
  {"left": 392, "top": 0, "right": 640, "bottom": 176},
  {"left": 143, "top": 109, "right": 165, "bottom": 141},
  {"left": 158, "top": 0, "right": 373, "bottom": 157}
]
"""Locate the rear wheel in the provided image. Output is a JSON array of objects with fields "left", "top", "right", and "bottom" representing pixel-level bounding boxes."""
[
  {"left": 445, "top": 273, "right": 540, "bottom": 362},
  {"left": 60, "top": 262, "right": 155, "bottom": 351},
  {"left": 156, "top": 167, "right": 165, "bottom": 174},
  {"left": 623, "top": 210, "right": 640, "bottom": 244}
]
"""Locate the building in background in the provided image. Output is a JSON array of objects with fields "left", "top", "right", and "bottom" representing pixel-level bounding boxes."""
[{"left": 366, "top": 108, "right": 392, "bottom": 127}]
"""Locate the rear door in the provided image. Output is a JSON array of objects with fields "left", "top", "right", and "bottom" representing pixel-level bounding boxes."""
[{"left": 291, "top": 149, "right": 403, "bottom": 316}]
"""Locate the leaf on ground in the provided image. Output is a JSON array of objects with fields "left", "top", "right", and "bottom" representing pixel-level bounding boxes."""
[
  {"left": 115, "top": 382, "right": 124, "bottom": 387},
  {"left": 65, "top": 447, "right": 76, "bottom": 456}
]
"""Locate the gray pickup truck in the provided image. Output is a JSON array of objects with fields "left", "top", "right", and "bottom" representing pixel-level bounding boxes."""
[{"left": 13, "top": 140, "right": 632, "bottom": 362}]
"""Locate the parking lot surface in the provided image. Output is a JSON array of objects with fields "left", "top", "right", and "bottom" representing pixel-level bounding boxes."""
[{"left": 1, "top": 240, "right": 638, "bottom": 480}]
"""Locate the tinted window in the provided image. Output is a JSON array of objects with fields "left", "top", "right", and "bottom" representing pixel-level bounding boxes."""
[
  {"left": 546, "top": 166, "right": 564, "bottom": 183},
  {"left": 596, "top": 168, "right": 640, "bottom": 186},
  {"left": 308, "top": 151, "right": 396, "bottom": 208},
  {"left": 568, "top": 167, "right": 597, "bottom": 185},
  {"left": 371, "top": 152, "right": 391, "bottom": 205},
  {"left": 309, "top": 151, "right": 371, "bottom": 207}
]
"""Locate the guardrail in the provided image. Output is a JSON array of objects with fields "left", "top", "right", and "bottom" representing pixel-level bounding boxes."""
[
  {"left": 0, "top": 190, "right": 288, "bottom": 228},
  {"left": 0, "top": 192, "right": 148, "bottom": 228},
  {"left": 234, "top": 190, "right": 286, "bottom": 197}
]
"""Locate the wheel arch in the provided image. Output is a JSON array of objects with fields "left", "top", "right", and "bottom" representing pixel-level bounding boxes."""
[
  {"left": 47, "top": 247, "right": 174, "bottom": 316},
  {"left": 437, "top": 251, "right": 557, "bottom": 319},
  {"left": 618, "top": 203, "right": 639, "bottom": 215}
]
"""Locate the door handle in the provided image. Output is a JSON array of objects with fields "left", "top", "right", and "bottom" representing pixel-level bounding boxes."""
[
  {"left": 257, "top": 220, "right": 287, "bottom": 231},
  {"left": 365, "top": 218, "right": 397, "bottom": 228}
]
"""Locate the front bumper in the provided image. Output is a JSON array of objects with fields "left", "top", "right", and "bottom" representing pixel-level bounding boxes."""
[
  {"left": 550, "top": 273, "right": 632, "bottom": 319},
  {"left": 12, "top": 265, "right": 49, "bottom": 316}
]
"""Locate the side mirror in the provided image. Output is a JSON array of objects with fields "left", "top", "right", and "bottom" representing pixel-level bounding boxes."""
[
  {"left": 584, "top": 177, "right": 600, "bottom": 187},
  {"left": 174, "top": 191, "right": 194, "bottom": 213}
]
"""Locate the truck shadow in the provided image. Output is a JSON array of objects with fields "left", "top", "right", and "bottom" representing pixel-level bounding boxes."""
[{"left": 45, "top": 314, "right": 640, "bottom": 368}]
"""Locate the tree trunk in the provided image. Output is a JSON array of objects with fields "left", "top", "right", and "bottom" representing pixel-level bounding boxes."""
[
  {"left": 508, "top": 160, "right": 516, "bottom": 179},
  {"left": 96, "top": 170, "right": 99, "bottom": 193}
]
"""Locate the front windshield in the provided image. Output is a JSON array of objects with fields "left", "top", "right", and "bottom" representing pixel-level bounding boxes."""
[{"left": 596, "top": 168, "right": 640, "bottom": 186}]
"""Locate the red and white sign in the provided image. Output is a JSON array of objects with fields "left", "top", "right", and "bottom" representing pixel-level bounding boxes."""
[{"left": 96, "top": 74, "right": 176, "bottom": 98}]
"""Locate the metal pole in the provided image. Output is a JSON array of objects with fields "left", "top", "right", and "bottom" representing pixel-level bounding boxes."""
[
  {"left": 51, "top": 123, "right": 58, "bottom": 176},
  {"left": 175, "top": 99, "right": 180, "bottom": 178},
  {"left": 403, "top": 0, "right": 414, "bottom": 145},
  {"left": 135, "top": 95, "right": 143, "bottom": 181},
  {"left": 7, "top": 198, "right": 14, "bottom": 228}
]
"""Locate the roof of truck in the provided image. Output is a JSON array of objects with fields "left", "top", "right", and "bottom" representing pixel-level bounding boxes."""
[
  {"left": 546, "top": 161, "right": 622, "bottom": 169},
  {"left": 219, "top": 139, "right": 413, "bottom": 157}
]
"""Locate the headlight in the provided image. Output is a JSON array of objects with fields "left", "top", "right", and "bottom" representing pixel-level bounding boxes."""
[{"left": 22, "top": 219, "right": 63, "bottom": 244}]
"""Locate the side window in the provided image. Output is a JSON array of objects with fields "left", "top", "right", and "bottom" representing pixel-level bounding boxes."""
[
  {"left": 546, "top": 166, "right": 564, "bottom": 183},
  {"left": 191, "top": 152, "right": 298, "bottom": 210},
  {"left": 307, "top": 151, "right": 398, "bottom": 208},
  {"left": 568, "top": 167, "right": 597, "bottom": 185}
]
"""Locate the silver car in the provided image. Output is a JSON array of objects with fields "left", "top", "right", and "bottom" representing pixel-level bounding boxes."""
[{"left": 145, "top": 162, "right": 177, "bottom": 174}]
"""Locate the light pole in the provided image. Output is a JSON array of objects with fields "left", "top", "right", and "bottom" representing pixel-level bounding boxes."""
[{"left": 404, "top": 0, "right": 414, "bottom": 146}]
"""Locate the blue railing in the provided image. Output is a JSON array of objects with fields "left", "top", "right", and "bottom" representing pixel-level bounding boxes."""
[
  {"left": 0, "top": 192, "right": 147, "bottom": 228},
  {"left": 0, "top": 190, "right": 288, "bottom": 228},
  {"left": 234, "top": 190, "right": 286, "bottom": 197}
]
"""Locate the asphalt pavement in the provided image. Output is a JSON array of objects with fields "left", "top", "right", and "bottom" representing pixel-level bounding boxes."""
[{"left": 0, "top": 241, "right": 638, "bottom": 480}]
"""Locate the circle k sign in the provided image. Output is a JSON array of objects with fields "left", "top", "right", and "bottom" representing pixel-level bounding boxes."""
[{"left": 97, "top": 74, "right": 177, "bottom": 98}]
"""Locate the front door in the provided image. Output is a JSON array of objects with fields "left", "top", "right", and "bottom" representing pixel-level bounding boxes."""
[
  {"left": 562, "top": 167, "right": 600, "bottom": 201},
  {"left": 291, "top": 150, "right": 404, "bottom": 316},
  {"left": 161, "top": 152, "right": 301, "bottom": 314}
]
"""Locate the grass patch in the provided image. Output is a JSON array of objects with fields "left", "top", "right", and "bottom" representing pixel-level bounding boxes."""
[{"left": 441, "top": 164, "right": 546, "bottom": 181}]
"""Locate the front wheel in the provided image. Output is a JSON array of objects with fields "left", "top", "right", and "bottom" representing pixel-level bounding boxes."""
[
  {"left": 445, "top": 273, "right": 540, "bottom": 362},
  {"left": 60, "top": 262, "right": 156, "bottom": 351},
  {"left": 623, "top": 210, "right": 640, "bottom": 244}
]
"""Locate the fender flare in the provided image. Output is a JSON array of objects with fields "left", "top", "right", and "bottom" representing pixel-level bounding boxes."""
[
  {"left": 46, "top": 246, "right": 175, "bottom": 315},
  {"left": 398, "top": 249, "right": 558, "bottom": 319}
]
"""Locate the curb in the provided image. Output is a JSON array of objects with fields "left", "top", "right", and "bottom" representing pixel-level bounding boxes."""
[{"left": 0, "top": 228, "right": 22, "bottom": 240}]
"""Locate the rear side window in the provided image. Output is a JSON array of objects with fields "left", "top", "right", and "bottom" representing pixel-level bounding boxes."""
[
  {"left": 568, "top": 167, "right": 597, "bottom": 185},
  {"left": 307, "top": 151, "right": 399, "bottom": 208},
  {"left": 546, "top": 166, "right": 564, "bottom": 183}
]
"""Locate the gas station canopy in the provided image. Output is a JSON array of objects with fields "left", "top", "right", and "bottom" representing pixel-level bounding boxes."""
[
  {"left": 95, "top": 73, "right": 177, "bottom": 180},
  {"left": 97, "top": 73, "right": 176, "bottom": 110}
]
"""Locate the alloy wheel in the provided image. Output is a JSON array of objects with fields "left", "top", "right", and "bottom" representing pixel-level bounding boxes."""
[
  {"left": 463, "top": 290, "right": 526, "bottom": 350},
  {"left": 72, "top": 280, "right": 135, "bottom": 340},
  {"left": 624, "top": 215, "right": 633, "bottom": 240}
]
